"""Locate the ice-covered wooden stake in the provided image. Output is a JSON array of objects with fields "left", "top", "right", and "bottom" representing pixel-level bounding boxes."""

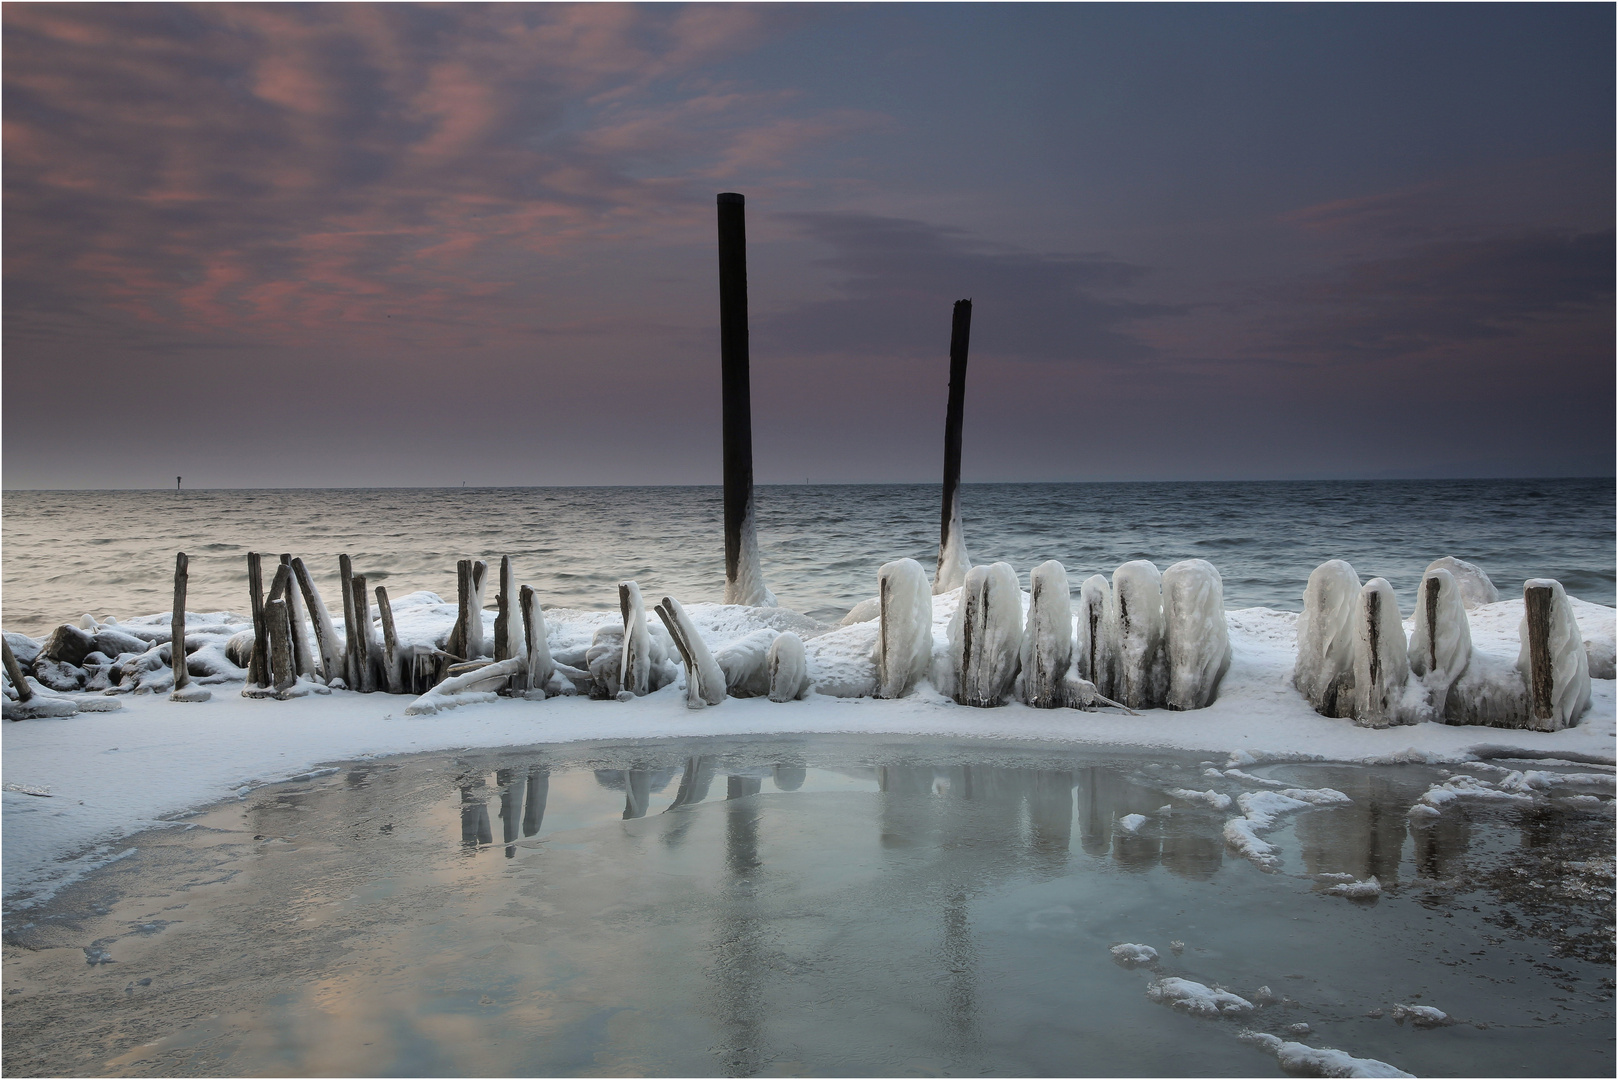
[
  {"left": 446, "top": 559, "right": 471, "bottom": 663},
  {"left": 468, "top": 560, "right": 488, "bottom": 659},
  {"left": 494, "top": 557, "right": 519, "bottom": 662},
  {"left": 1162, "top": 558, "right": 1231, "bottom": 711},
  {"left": 352, "top": 573, "right": 378, "bottom": 693},
  {"left": 291, "top": 557, "right": 342, "bottom": 683},
  {"left": 874, "top": 557, "right": 932, "bottom": 698},
  {"left": 339, "top": 554, "right": 361, "bottom": 687},
  {"left": 278, "top": 554, "right": 316, "bottom": 678},
  {"left": 716, "top": 191, "right": 774, "bottom": 607},
  {"left": 1074, "top": 574, "right": 1117, "bottom": 697},
  {"left": 1111, "top": 560, "right": 1166, "bottom": 710},
  {"left": 247, "top": 552, "right": 269, "bottom": 688},
  {"left": 266, "top": 597, "right": 296, "bottom": 694},
  {"left": 935, "top": 298, "right": 974, "bottom": 594},
  {"left": 170, "top": 552, "right": 190, "bottom": 693},
  {"left": 655, "top": 595, "right": 726, "bottom": 708},
  {"left": 1352, "top": 578, "right": 1410, "bottom": 728},
  {"left": 1295, "top": 560, "right": 1359, "bottom": 718},
  {"left": 1020, "top": 560, "right": 1072, "bottom": 708},
  {"left": 375, "top": 585, "right": 403, "bottom": 694},
  {"left": 618, "top": 581, "right": 652, "bottom": 698},
  {"left": 948, "top": 562, "right": 1023, "bottom": 707},
  {"left": 1408, "top": 568, "right": 1471, "bottom": 716},
  {"left": 2, "top": 636, "right": 31, "bottom": 703},
  {"left": 1520, "top": 578, "right": 1591, "bottom": 731},
  {"left": 519, "top": 585, "right": 554, "bottom": 695}
]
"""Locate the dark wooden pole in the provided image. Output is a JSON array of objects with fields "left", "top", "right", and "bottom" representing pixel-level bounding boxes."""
[
  {"left": 717, "top": 191, "right": 760, "bottom": 604},
  {"left": 247, "top": 552, "right": 269, "bottom": 687},
  {"left": 171, "top": 552, "right": 190, "bottom": 691},
  {"left": 352, "top": 573, "right": 375, "bottom": 692},
  {"left": 375, "top": 585, "right": 403, "bottom": 694},
  {"left": 3, "top": 637, "right": 32, "bottom": 702},
  {"left": 339, "top": 554, "right": 359, "bottom": 688},
  {"left": 937, "top": 299, "right": 972, "bottom": 590}
]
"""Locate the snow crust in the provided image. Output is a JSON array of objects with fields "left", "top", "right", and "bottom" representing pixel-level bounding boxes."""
[
  {"left": 1109, "top": 942, "right": 1158, "bottom": 966},
  {"left": 1146, "top": 977, "right": 1255, "bottom": 1016},
  {"left": 1239, "top": 1031, "right": 1412, "bottom": 1078}
]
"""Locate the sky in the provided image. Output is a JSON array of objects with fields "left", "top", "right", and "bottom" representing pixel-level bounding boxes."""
[{"left": 4, "top": 2, "right": 1613, "bottom": 488}]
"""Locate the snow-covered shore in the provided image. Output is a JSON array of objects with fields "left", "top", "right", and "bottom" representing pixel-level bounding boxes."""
[{"left": 4, "top": 593, "right": 1613, "bottom": 909}]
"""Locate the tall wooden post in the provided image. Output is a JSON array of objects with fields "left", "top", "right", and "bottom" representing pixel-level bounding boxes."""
[
  {"left": 934, "top": 299, "right": 974, "bottom": 594},
  {"left": 171, "top": 552, "right": 190, "bottom": 691},
  {"left": 339, "top": 554, "right": 359, "bottom": 688},
  {"left": 247, "top": 552, "right": 269, "bottom": 687},
  {"left": 717, "top": 192, "right": 771, "bottom": 606}
]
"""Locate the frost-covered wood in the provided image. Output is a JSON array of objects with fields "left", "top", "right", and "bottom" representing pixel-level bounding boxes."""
[
  {"left": 3, "top": 636, "right": 33, "bottom": 702},
  {"left": 934, "top": 298, "right": 974, "bottom": 594},
  {"left": 350, "top": 573, "right": 379, "bottom": 692},
  {"left": 1074, "top": 574, "right": 1117, "bottom": 698},
  {"left": 1408, "top": 568, "right": 1471, "bottom": 717},
  {"left": 1295, "top": 560, "right": 1359, "bottom": 718},
  {"left": 263, "top": 561, "right": 299, "bottom": 688},
  {"left": 519, "top": 585, "right": 554, "bottom": 695},
  {"left": 445, "top": 559, "right": 472, "bottom": 665},
  {"left": 1111, "top": 560, "right": 1166, "bottom": 710},
  {"left": 618, "top": 581, "right": 652, "bottom": 698},
  {"left": 374, "top": 585, "right": 404, "bottom": 694},
  {"left": 265, "top": 597, "right": 296, "bottom": 693},
  {"left": 654, "top": 595, "right": 726, "bottom": 708},
  {"left": 1162, "top": 558, "right": 1230, "bottom": 711},
  {"left": 278, "top": 554, "right": 316, "bottom": 679},
  {"left": 1424, "top": 556, "right": 1499, "bottom": 609},
  {"left": 291, "top": 557, "right": 343, "bottom": 684},
  {"left": 247, "top": 552, "right": 269, "bottom": 688},
  {"left": 874, "top": 558, "right": 933, "bottom": 698},
  {"left": 948, "top": 562, "right": 1022, "bottom": 708},
  {"left": 1519, "top": 578, "right": 1591, "bottom": 731},
  {"left": 467, "top": 560, "right": 488, "bottom": 659},
  {"left": 767, "top": 631, "right": 809, "bottom": 701},
  {"left": 494, "top": 557, "right": 522, "bottom": 663},
  {"left": 1352, "top": 578, "right": 1410, "bottom": 728},
  {"left": 1020, "top": 560, "right": 1072, "bottom": 708},
  {"left": 170, "top": 552, "right": 190, "bottom": 693},
  {"left": 338, "top": 554, "right": 361, "bottom": 688},
  {"left": 404, "top": 656, "right": 526, "bottom": 715}
]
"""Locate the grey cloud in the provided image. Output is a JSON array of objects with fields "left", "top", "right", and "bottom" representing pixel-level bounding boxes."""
[{"left": 758, "top": 212, "right": 1176, "bottom": 363}]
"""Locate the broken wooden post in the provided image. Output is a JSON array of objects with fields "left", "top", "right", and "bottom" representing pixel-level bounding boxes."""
[
  {"left": 266, "top": 597, "right": 296, "bottom": 694},
  {"left": 3, "top": 636, "right": 33, "bottom": 702},
  {"left": 278, "top": 554, "right": 316, "bottom": 678},
  {"left": 375, "top": 585, "right": 403, "bottom": 694},
  {"left": 291, "top": 557, "right": 342, "bottom": 683},
  {"left": 935, "top": 298, "right": 973, "bottom": 594},
  {"left": 519, "top": 585, "right": 553, "bottom": 696},
  {"left": 716, "top": 191, "right": 773, "bottom": 606},
  {"left": 494, "top": 557, "right": 518, "bottom": 662},
  {"left": 338, "top": 554, "right": 361, "bottom": 687},
  {"left": 247, "top": 552, "right": 269, "bottom": 687},
  {"left": 468, "top": 560, "right": 488, "bottom": 659},
  {"left": 352, "top": 573, "right": 378, "bottom": 693},
  {"left": 446, "top": 559, "right": 471, "bottom": 663},
  {"left": 170, "top": 552, "right": 190, "bottom": 693},
  {"left": 264, "top": 560, "right": 296, "bottom": 687}
]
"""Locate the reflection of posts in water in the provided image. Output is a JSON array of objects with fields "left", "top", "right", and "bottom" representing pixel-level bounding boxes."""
[
  {"left": 1411, "top": 809, "right": 1471, "bottom": 880},
  {"left": 523, "top": 767, "right": 549, "bottom": 837},
  {"left": 460, "top": 786, "right": 492, "bottom": 850},
  {"left": 772, "top": 764, "right": 806, "bottom": 791},
  {"left": 940, "top": 888, "right": 978, "bottom": 1058},
  {"left": 1075, "top": 767, "right": 1113, "bottom": 856},
  {"left": 498, "top": 768, "right": 524, "bottom": 858},
  {"left": 667, "top": 756, "right": 718, "bottom": 810},
  {"left": 624, "top": 770, "right": 653, "bottom": 820},
  {"left": 710, "top": 770, "right": 766, "bottom": 1076},
  {"left": 879, "top": 765, "right": 938, "bottom": 848},
  {"left": 1161, "top": 823, "right": 1224, "bottom": 880},
  {"left": 1296, "top": 772, "right": 1407, "bottom": 885},
  {"left": 1029, "top": 770, "right": 1074, "bottom": 859}
]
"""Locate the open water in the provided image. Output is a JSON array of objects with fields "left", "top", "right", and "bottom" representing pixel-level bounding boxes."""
[{"left": 2, "top": 479, "right": 1612, "bottom": 636}]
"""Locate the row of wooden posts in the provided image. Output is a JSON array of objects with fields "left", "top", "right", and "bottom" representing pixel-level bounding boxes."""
[{"left": 170, "top": 551, "right": 542, "bottom": 698}]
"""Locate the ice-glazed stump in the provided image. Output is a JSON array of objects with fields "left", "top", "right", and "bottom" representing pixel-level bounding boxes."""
[
  {"left": 1518, "top": 578, "right": 1591, "bottom": 731},
  {"left": 1295, "top": 560, "right": 1359, "bottom": 718},
  {"left": 1408, "top": 569, "right": 1472, "bottom": 715},
  {"left": 1351, "top": 577, "right": 1411, "bottom": 728},
  {"left": 1111, "top": 560, "right": 1166, "bottom": 711},
  {"left": 948, "top": 562, "right": 1023, "bottom": 707},
  {"left": 1074, "top": 573, "right": 1118, "bottom": 699},
  {"left": 1162, "top": 558, "right": 1230, "bottom": 711},
  {"left": 874, "top": 558, "right": 934, "bottom": 699},
  {"left": 1021, "top": 560, "right": 1073, "bottom": 709}
]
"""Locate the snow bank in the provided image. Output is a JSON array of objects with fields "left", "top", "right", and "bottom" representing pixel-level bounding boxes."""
[{"left": 1238, "top": 1031, "right": 1412, "bottom": 1078}]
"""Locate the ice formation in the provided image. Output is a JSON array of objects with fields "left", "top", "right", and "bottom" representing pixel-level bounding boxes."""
[
  {"left": 715, "top": 628, "right": 778, "bottom": 697},
  {"left": 874, "top": 558, "right": 934, "bottom": 699},
  {"left": 1408, "top": 568, "right": 1471, "bottom": 717},
  {"left": 947, "top": 562, "right": 1023, "bottom": 707},
  {"left": 291, "top": 558, "right": 343, "bottom": 684},
  {"left": 1109, "top": 943, "right": 1158, "bottom": 966},
  {"left": 517, "top": 586, "right": 554, "bottom": 696},
  {"left": 933, "top": 491, "right": 972, "bottom": 594},
  {"left": 1518, "top": 578, "right": 1591, "bottom": 731},
  {"left": 1020, "top": 560, "right": 1073, "bottom": 708},
  {"left": 654, "top": 596, "right": 726, "bottom": 708},
  {"left": 1424, "top": 555, "right": 1499, "bottom": 609},
  {"left": 1111, "top": 561, "right": 1166, "bottom": 710},
  {"left": 766, "top": 632, "right": 809, "bottom": 702},
  {"left": 1238, "top": 1031, "right": 1412, "bottom": 1078},
  {"left": 1295, "top": 560, "right": 1359, "bottom": 718},
  {"left": 1161, "top": 558, "right": 1230, "bottom": 710},
  {"left": 1352, "top": 578, "right": 1410, "bottom": 728},
  {"left": 1074, "top": 573, "right": 1117, "bottom": 698},
  {"left": 617, "top": 581, "right": 653, "bottom": 698},
  {"left": 494, "top": 558, "right": 524, "bottom": 663},
  {"left": 466, "top": 560, "right": 488, "bottom": 660},
  {"left": 1146, "top": 977, "right": 1255, "bottom": 1017}
]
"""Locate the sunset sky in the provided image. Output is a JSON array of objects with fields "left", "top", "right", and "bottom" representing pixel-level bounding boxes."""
[{"left": 4, "top": 3, "right": 1613, "bottom": 488}]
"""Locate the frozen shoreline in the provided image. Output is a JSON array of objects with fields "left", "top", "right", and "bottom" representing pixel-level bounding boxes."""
[{"left": 4, "top": 597, "right": 1614, "bottom": 909}]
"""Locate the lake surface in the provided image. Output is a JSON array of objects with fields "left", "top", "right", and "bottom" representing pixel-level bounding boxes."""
[
  {"left": 3, "top": 735, "right": 1612, "bottom": 1077},
  {"left": 2, "top": 479, "right": 1612, "bottom": 635}
]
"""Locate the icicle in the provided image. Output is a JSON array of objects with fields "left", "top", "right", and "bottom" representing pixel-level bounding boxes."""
[
  {"left": 1020, "top": 560, "right": 1073, "bottom": 709},
  {"left": 874, "top": 557, "right": 933, "bottom": 699},
  {"left": 1295, "top": 560, "right": 1359, "bottom": 718},
  {"left": 1162, "top": 558, "right": 1231, "bottom": 711}
]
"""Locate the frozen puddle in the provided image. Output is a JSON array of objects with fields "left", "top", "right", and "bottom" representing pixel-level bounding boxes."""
[{"left": 3, "top": 734, "right": 1612, "bottom": 1077}]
